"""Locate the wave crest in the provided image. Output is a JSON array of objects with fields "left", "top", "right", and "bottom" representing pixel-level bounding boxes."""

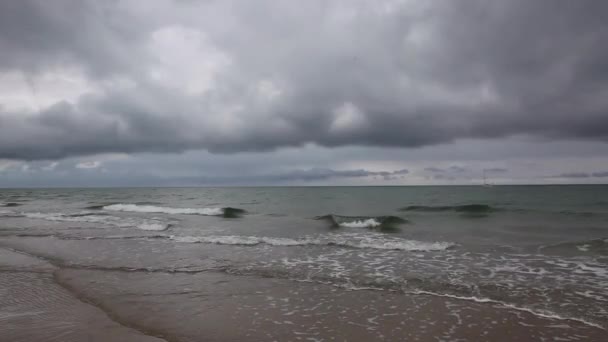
[
  {"left": 170, "top": 233, "right": 453, "bottom": 252},
  {"left": 102, "top": 204, "right": 245, "bottom": 218},
  {"left": 22, "top": 212, "right": 169, "bottom": 231},
  {"left": 316, "top": 214, "right": 408, "bottom": 230},
  {"left": 541, "top": 238, "right": 608, "bottom": 256}
]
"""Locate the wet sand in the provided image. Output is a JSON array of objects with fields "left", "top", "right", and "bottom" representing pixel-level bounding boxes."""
[
  {"left": 0, "top": 249, "right": 162, "bottom": 342},
  {"left": 1, "top": 237, "right": 605, "bottom": 342}
]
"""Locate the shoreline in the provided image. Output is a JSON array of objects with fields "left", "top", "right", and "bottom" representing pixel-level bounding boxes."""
[{"left": 1, "top": 243, "right": 605, "bottom": 341}]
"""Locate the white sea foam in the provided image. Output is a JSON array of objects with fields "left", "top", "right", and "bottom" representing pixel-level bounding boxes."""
[
  {"left": 573, "top": 262, "right": 608, "bottom": 278},
  {"left": 339, "top": 235, "right": 453, "bottom": 251},
  {"left": 103, "top": 204, "right": 224, "bottom": 216},
  {"left": 576, "top": 244, "right": 591, "bottom": 252},
  {"left": 171, "top": 235, "right": 308, "bottom": 246},
  {"left": 136, "top": 222, "right": 170, "bottom": 231},
  {"left": 339, "top": 219, "right": 382, "bottom": 228},
  {"left": 23, "top": 212, "right": 170, "bottom": 231},
  {"left": 24, "top": 212, "right": 111, "bottom": 224},
  {"left": 409, "top": 290, "right": 605, "bottom": 330},
  {"left": 170, "top": 233, "right": 453, "bottom": 252}
]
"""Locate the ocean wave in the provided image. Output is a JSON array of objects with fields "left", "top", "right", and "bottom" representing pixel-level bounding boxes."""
[
  {"left": 102, "top": 204, "right": 246, "bottom": 218},
  {"left": 316, "top": 214, "right": 408, "bottom": 230},
  {"left": 1, "top": 202, "right": 22, "bottom": 207},
  {"left": 226, "top": 255, "right": 606, "bottom": 330},
  {"left": 170, "top": 233, "right": 453, "bottom": 252},
  {"left": 65, "top": 212, "right": 110, "bottom": 217},
  {"left": 339, "top": 218, "right": 382, "bottom": 228},
  {"left": 541, "top": 238, "right": 608, "bottom": 256},
  {"left": 135, "top": 222, "right": 170, "bottom": 231},
  {"left": 558, "top": 210, "right": 597, "bottom": 217},
  {"left": 21, "top": 212, "right": 170, "bottom": 231},
  {"left": 401, "top": 204, "right": 495, "bottom": 213},
  {"left": 84, "top": 203, "right": 118, "bottom": 210}
]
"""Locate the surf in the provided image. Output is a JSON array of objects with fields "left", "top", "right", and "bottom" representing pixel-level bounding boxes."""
[
  {"left": 316, "top": 214, "right": 408, "bottom": 231},
  {"left": 102, "top": 204, "right": 246, "bottom": 218}
]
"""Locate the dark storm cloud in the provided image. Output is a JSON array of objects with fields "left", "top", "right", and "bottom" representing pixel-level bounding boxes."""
[
  {"left": 1, "top": 0, "right": 608, "bottom": 160},
  {"left": 0, "top": 1, "right": 155, "bottom": 77}
]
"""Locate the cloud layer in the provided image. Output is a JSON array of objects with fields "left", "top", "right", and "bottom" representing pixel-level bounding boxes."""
[{"left": 1, "top": 1, "right": 608, "bottom": 161}]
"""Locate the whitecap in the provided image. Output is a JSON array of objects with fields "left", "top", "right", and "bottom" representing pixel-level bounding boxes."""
[
  {"left": 103, "top": 203, "right": 225, "bottom": 216},
  {"left": 170, "top": 235, "right": 305, "bottom": 246},
  {"left": 339, "top": 219, "right": 382, "bottom": 228},
  {"left": 22, "top": 212, "right": 170, "bottom": 231},
  {"left": 169, "top": 233, "right": 454, "bottom": 252},
  {"left": 136, "top": 222, "right": 170, "bottom": 231},
  {"left": 576, "top": 244, "right": 591, "bottom": 252},
  {"left": 333, "top": 234, "right": 453, "bottom": 251}
]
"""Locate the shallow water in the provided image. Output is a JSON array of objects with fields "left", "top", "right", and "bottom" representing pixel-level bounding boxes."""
[{"left": 1, "top": 186, "right": 607, "bottom": 341}]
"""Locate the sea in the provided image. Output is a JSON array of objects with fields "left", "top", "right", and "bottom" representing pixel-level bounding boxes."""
[{"left": 1, "top": 186, "right": 607, "bottom": 341}]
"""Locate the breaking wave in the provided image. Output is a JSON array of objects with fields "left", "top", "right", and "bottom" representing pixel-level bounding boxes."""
[
  {"left": 21, "top": 212, "right": 169, "bottom": 231},
  {"left": 316, "top": 214, "right": 408, "bottom": 230},
  {"left": 0, "top": 209, "right": 14, "bottom": 216},
  {"left": 541, "top": 238, "right": 608, "bottom": 256},
  {"left": 84, "top": 203, "right": 118, "bottom": 210},
  {"left": 170, "top": 233, "right": 453, "bottom": 252},
  {"left": 340, "top": 218, "right": 382, "bottom": 228},
  {"left": 102, "top": 204, "right": 246, "bottom": 218}
]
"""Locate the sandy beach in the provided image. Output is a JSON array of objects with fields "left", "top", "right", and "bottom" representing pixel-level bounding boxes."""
[{"left": 2, "top": 234, "right": 605, "bottom": 342}]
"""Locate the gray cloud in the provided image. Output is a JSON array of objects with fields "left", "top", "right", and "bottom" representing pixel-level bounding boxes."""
[
  {"left": 0, "top": 1, "right": 155, "bottom": 77},
  {"left": 484, "top": 168, "right": 508, "bottom": 173},
  {"left": 392, "top": 169, "right": 410, "bottom": 175},
  {"left": 147, "top": 167, "right": 409, "bottom": 185},
  {"left": 550, "top": 172, "right": 591, "bottom": 179},
  {"left": 1, "top": 1, "right": 608, "bottom": 160},
  {"left": 424, "top": 165, "right": 474, "bottom": 174},
  {"left": 429, "top": 174, "right": 456, "bottom": 181},
  {"left": 551, "top": 171, "right": 608, "bottom": 179},
  {"left": 424, "top": 167, "right": 446, "bottom": 173},
  {"left": 448, "top": 166, "right": 467, "bottom": 173},
  {"left": 3, "top": 143, "right": 608, "bottom": 187}
]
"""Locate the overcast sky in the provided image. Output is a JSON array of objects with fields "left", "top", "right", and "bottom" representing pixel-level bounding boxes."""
[{"left": 1, "top": 0, "right": 608, "bottom": 186}]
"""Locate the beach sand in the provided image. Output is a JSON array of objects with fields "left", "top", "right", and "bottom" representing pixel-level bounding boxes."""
[
  {"left": 1, "top": 238, "right": 605, "bottom": 342},
  {"left": 0, "top": 248, "right": 162, "bottom": 342}
]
